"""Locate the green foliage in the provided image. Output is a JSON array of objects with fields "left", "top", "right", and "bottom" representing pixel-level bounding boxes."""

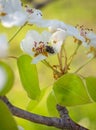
[
  {"left": 17, "top": 55, "right": 40, "bottom": 100},
  {"left": 53, "top": 73, "right": 91, "bottom": 106},
  {"left": 27, "top": 88, "right": 47, "bottom": 110},
  {"left": 27, "top": 86, "right": 54, "bottom": 112},
  {"left": 0, "top": 61, "right": 14, "bottom": 96},
  {"left": 85, "top": 77, "right": 96, "bottom": 102},
  {"left": 47, "top": 91, "right": 58, "bottom": 116},
  {"left": 0, "top": 100, "right": 18, "bottom": 130}
]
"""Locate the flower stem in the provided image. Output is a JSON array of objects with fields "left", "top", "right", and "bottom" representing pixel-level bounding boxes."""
[
  {"left": 8, "top": 22, "right": 27, "bottom": 43},
  {"left": 68, "top": 43, "right": 81, "bottom": 66},
  {"left": 57, "top": 53, "right": 62, "bottom": 71},
  {"left": 7, "top": 56, "right": 18, "bottom": 60},
  {"left": 75, "top": 57, "right": 94, "bottom": 73},
  {"left": 43, "top": 60, "right": 55, "bottom": 71},
  {"left": 42, "top": 60, "right": 61, "bottom": 74},
  {"left": 57, "top": 43, "right": 65, "bottom": 71},
  {"left": 62, "top": 46, "right": 68, "bottom": 73}
]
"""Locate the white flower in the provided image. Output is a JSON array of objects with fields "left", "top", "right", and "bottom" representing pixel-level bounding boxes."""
[
  {"left": 50, "top": 28, "right": 67, "bottom": 52},
  {"left": 25, "top": 5, "right": 43, "bottom": 26},
  {"left": 21, "top": 30, "right": 54, "bottom": 64},
  {"left": 77, "top": 26, "right": 96, "bottom": 57},
  {"left": 47, "top": 20, "right": 67, "bottom": 33},
  {"left": 0, "top": 0, "right": 27, "bottom": 27},
  {"left": 83, "top": 31, "right": 96, "bottom": 48},
  {"left": 0, "top": 34, "right": 9, "bottom": 58},
  {"left": 39, "top": 20, "right": 85, "bottom": 43},
  {"left": 64, "top": 24, "right": 85, "bottom": 42},
  {"left": 0, "top": 66, "right": 7, "bottom": 92}
]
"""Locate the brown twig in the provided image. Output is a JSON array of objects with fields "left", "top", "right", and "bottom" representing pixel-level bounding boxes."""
[{"left": 0, "top": 96, "right": 88, "bottom": 130}]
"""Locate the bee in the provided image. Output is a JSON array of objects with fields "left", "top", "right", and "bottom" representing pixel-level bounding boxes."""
[{"left": 45, "top": 45, "right": 55, "bottom": 54}]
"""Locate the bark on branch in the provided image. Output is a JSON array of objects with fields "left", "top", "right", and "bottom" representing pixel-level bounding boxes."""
[{"left": 0, "top": 96, "right": 88, "bottom": 130}]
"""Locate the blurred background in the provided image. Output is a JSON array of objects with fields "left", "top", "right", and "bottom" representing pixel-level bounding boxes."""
[{"left": 0, "top": 0, "right": 96, "bottom": 129}]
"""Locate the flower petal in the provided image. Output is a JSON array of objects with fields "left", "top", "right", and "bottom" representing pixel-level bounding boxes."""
[
  {"left": 52, "top": 41, "right": 63, "bottom": 53},
  {"left": 1, "top": 11, "right": 27, "bottom": 27},
  {"left": 26, "top": 30, "right": 41, "bottom": 42},
  {"left": 0, "top": 0, "right": 27, "bottom": 27},
  {"left": 41, "top": 31, "right": 51, "bottom": 43},
  {"left": 48, "top": 20, "right": 67, "bottom": 33},
  {"left": 65, "top": 24, "right": 85, "bottom": 42},
  {"left": 50, "top": 29, "right": 67, "bottom": 43},
  {"left": 20, "top": 38, "right": 34, "bottom": 56},
  {"left": 32, "top": 55, "right": 46, "bottom": 64}
]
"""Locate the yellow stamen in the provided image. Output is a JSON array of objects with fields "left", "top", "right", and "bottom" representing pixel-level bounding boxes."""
[{"left": 0, "top": 12, "right": 6, "bottom": 16}]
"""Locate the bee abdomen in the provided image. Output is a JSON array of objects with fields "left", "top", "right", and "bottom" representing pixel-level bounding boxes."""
[{"left": 45, "top": 46, "right": 55, "bottom": 54}]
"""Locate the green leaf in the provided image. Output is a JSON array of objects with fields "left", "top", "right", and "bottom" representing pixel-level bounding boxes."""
[
  {"left": 85, "top": 77, "right": 96, "bottom": 102},
  {"left": 47, "top": 91, "right": 58, "bottom": 116},
  {"left": 53, "top": 73, "right": 91, "bottom": 106},
  {"left": 17, "top": 55, "right": 40, "bottom": 100},
  {"left": 0, "top": 61, "right": 14, "bottom": 96},
  {"left": 27, "top": 87, "right": 47, "bottom": 110},
  {"left": 0, "top": 100, "right": 18, "bottom": 130}
]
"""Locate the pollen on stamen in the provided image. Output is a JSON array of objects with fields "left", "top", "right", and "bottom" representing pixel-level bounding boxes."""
[
  {"left": 85, "top": 38, "right": 90, "bottom": 44},
  {"left": 90, "top": 46, "right": 95, "bottom": 52},
  {"left": 74, "top": 37, "right": 78, "bottom": 43},
  {"left": 53, "top": 40, "right": 57, "bottom": 44},
  {"left": 25, "top": 5, "right": 34, "bottom": 14},
  {"left": 0, "top": 12, "right": 7, "bottom": 16},
  {"left": 34, "top": 41, "right": 37, "bottom": 47},
  {"left": 32, "top": 41, "right": 49, "bottom": 57}
]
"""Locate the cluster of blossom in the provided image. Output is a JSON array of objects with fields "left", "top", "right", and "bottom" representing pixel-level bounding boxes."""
[{"left": 0, "top": 0, "right": 96, "bottom": 64}]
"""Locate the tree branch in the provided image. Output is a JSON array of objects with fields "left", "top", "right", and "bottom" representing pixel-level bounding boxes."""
[{"left": 0, "top": 96, "right": 88, "bottom": 130}]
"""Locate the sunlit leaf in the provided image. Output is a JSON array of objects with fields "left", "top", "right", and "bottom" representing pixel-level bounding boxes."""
[
  {"left": 27, "top": 87, "right": 47, "bottom": 110},
  {"left": 85, "top": 77, "right": 96, "bottom": 102},
  {"left": 0, "top": 100, "right": 18, "bottom": 130},
  {"left": 0, "top": 61, "right": 14, "bottom": 96},
  {"left": 17, "top": 55, "right": 40, "bottom": 100},
  {"left": 53, "top": 73, "right": 91, "bottom": 106},
  {"left": 47, "top": 91, "right": 58, "bottom": 116}
]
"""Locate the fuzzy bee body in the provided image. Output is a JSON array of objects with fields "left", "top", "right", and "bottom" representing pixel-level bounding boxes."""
[{"left": 45, "top": 45, "right": 55, "bottom": 54}]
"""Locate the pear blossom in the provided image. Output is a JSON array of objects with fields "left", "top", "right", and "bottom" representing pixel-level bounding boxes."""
[
  {"left": 48, "top": 20, "right": 67, "bottom": 33},
  {"left": 43, "top": 20, "right": 66, "bottom": 33},
  {"left": 0, "top": 34, "right": 9, "bottom": 58},
  {"left": 24, "top": 6, "right": 66, "bottom": 28},
  {"left": 39, "top": 20, "right": 85, "bottom": 43},
  {"left": 49, "top": 22, "right": 85, "bottom": 42},
  {"left": 21, "top": 30, "right": 54, "bottom": 64},
  {"left": 64, "top": 24, "right": 85, "bottom": 42},
  {"left": 0, "top": 66, "right": 7, "bottom": 92},
  {"left": 36, "top": 19, "right": 67, "bottom": 32},
  {"left": 81, "top": 30, "right": 96, "bottom": 48},
  {"left": 0, "top": 0, "right": 27, "bottom": 27},
  {"left": 77, "top": 26, "right": 96, "bottom": 57},
  {"left": 20, "top": 29, "right": 67, "bottom": 64},
  {"left": 50, "top": 28, "right": 67, "bottom": 52},
  {"left": 25, "top": 5, "right": 43, "bottom": 26}
]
